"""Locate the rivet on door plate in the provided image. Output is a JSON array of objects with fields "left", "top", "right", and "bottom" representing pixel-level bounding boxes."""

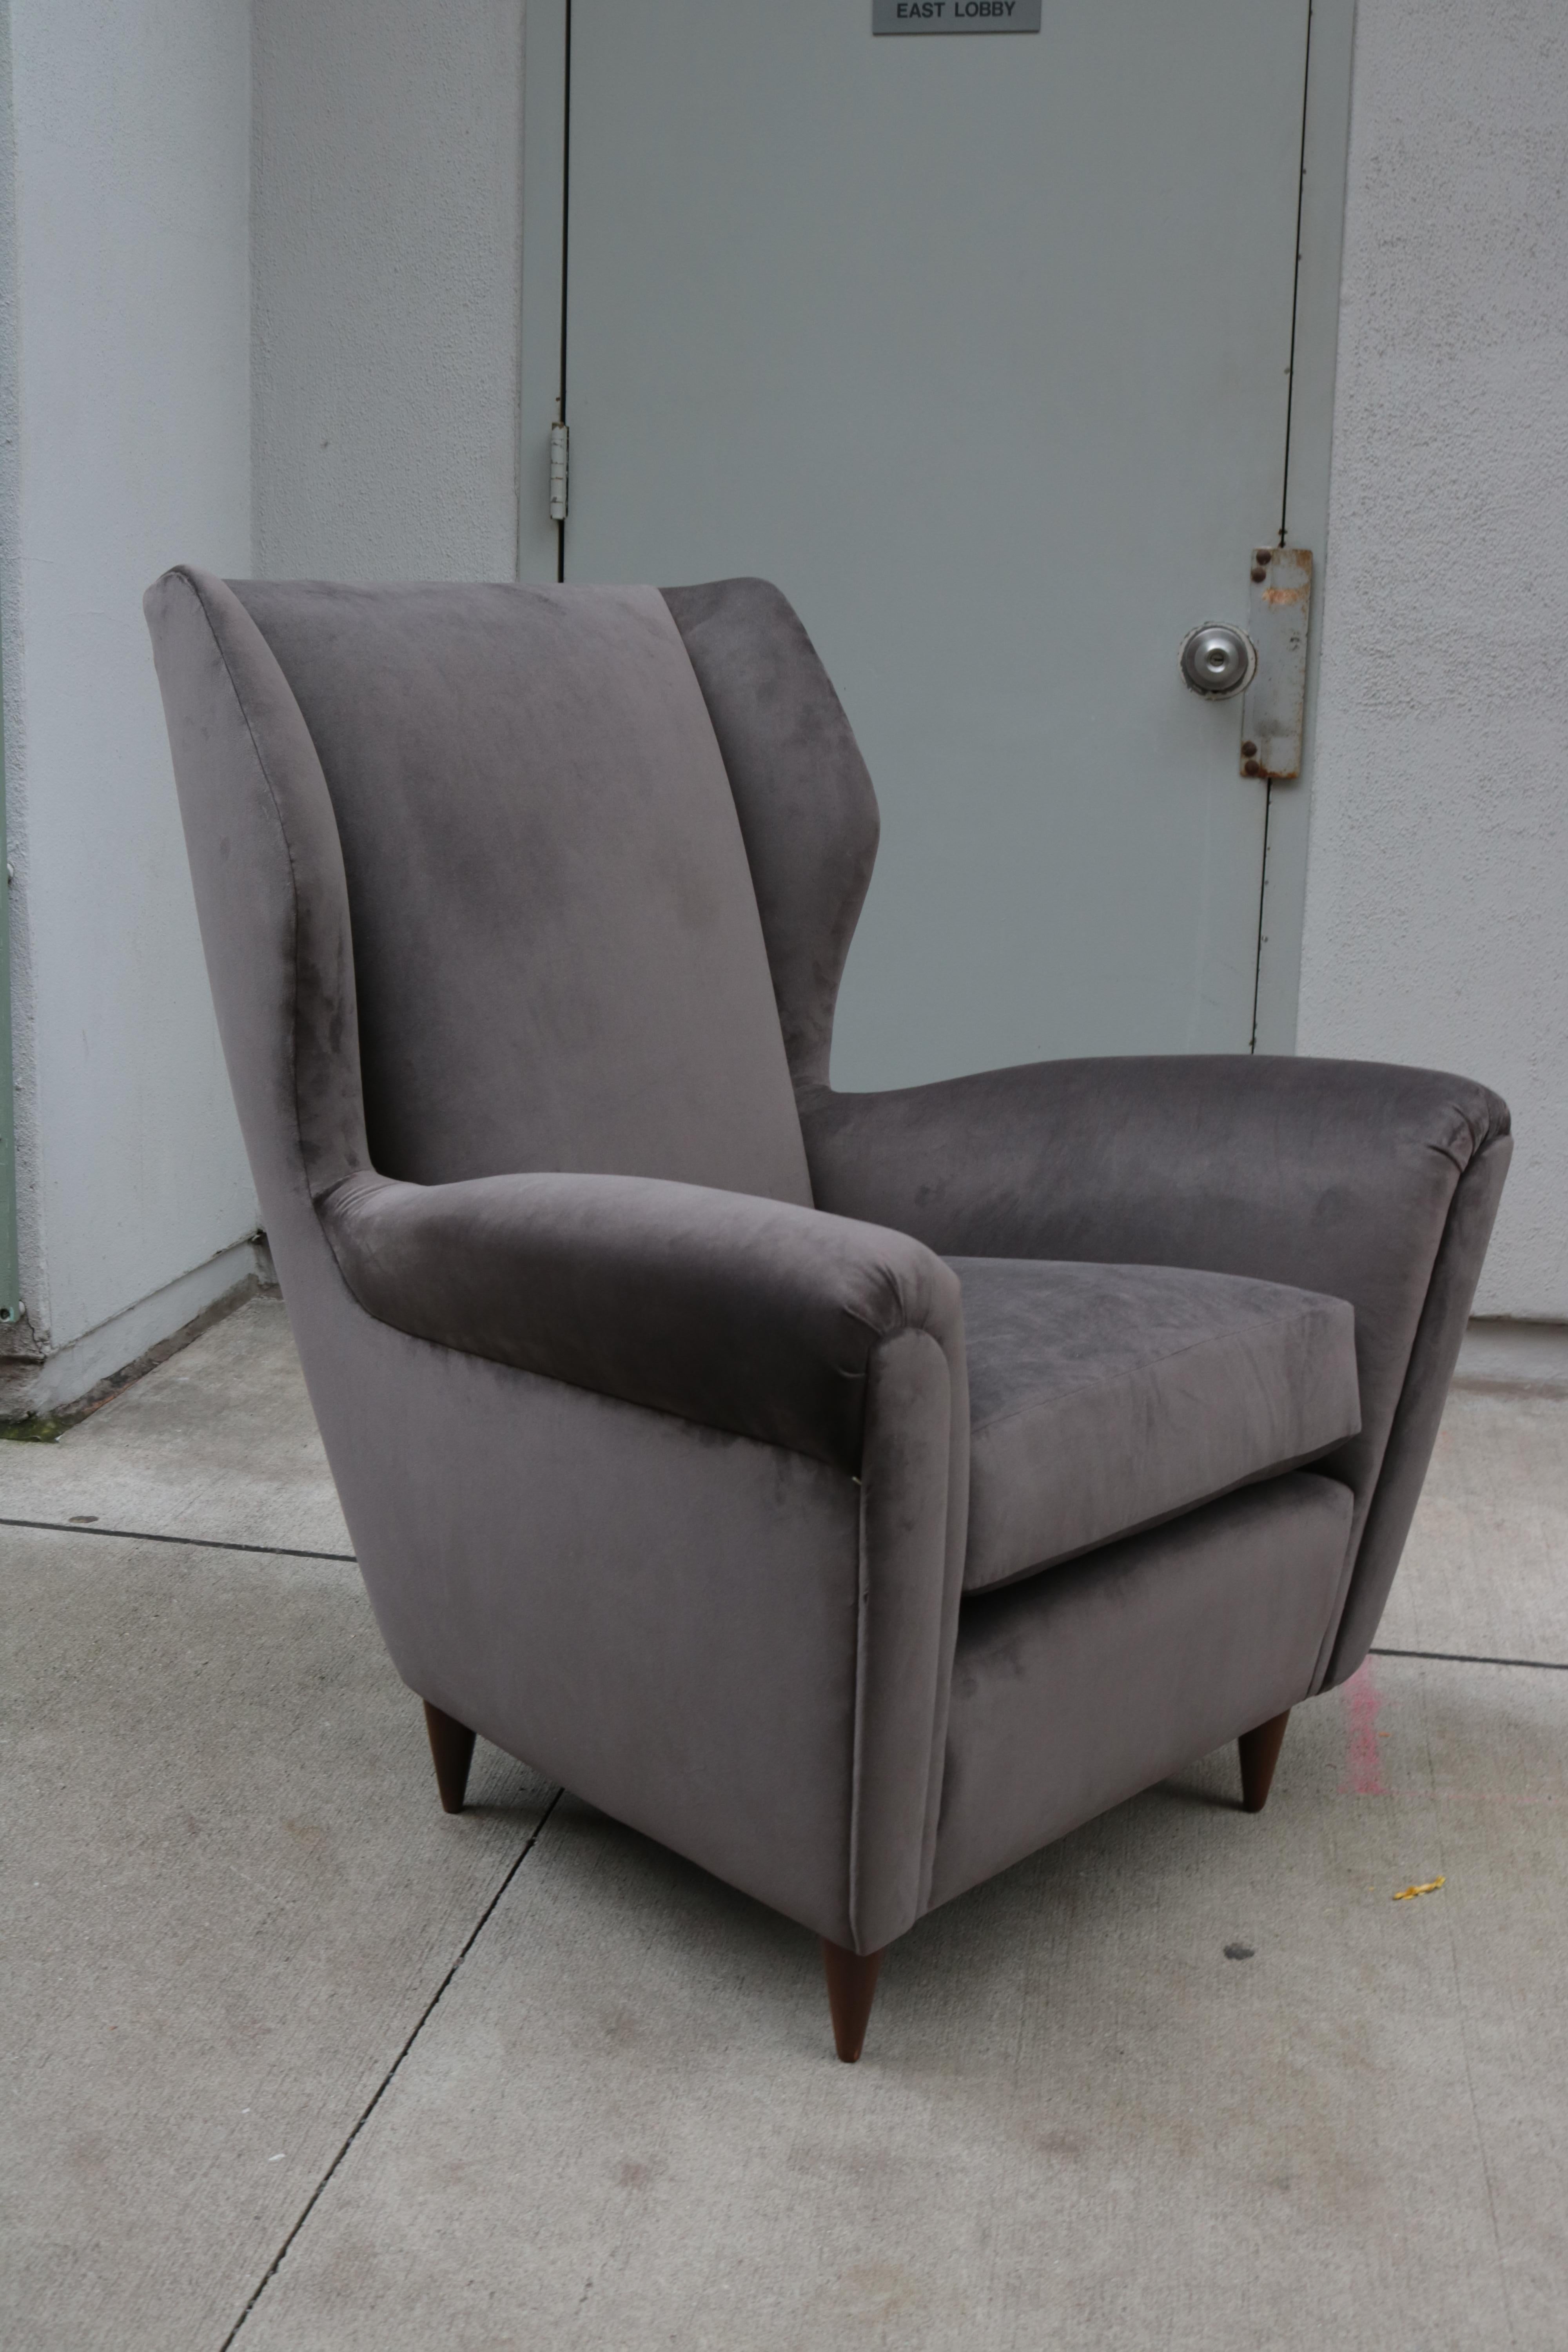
[{"left": 1239, "top": 547, "right": 1312, "bottom": 781}]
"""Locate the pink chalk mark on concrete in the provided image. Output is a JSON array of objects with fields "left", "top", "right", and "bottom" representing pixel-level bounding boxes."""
[{"left": 1339, "top": 1661, "right": 1388, "bottom": 1796}]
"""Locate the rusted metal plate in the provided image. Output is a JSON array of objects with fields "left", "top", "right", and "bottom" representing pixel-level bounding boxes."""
[{"left": 1239, "top": 545, "right": 1312, "bottom": 781}]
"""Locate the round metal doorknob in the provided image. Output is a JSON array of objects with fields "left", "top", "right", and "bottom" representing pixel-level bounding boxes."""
[{"left": 1178, "top": 623, "right": 1257, "bottom": 700}]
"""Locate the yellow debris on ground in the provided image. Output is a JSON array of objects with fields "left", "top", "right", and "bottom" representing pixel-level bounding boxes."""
[{"left": 1392, "top": 1878, "right": 1447, "bottom": 1902}]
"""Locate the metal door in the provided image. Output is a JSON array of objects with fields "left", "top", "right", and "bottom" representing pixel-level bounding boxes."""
[{"left": 521, "top": 1, "right": 1352, "bottom": 1086}]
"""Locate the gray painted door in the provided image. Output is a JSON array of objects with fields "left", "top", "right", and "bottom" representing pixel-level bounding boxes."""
[{"left": 557, "top": 0, "right": 1314, "bottom": 1088}]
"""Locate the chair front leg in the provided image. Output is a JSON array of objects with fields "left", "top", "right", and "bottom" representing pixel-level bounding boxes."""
[
  {"left": 1238, "top": 1709, "right": 1291, "bottom": 1813},
  {"left": 423, "top": 1700, "right": 477, "bottom": 1814},
  {"left": 822, "top": 1940, "right": 887, "bottom": 2063}
]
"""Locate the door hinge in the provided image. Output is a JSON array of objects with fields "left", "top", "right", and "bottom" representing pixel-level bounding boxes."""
[{"left": 549, "top": 422, "right": 569, "bottom": 524}]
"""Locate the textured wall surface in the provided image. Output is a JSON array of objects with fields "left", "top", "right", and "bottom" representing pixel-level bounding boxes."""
[
  {"left": 0, "top": 0, "right": 257, "bottom": 1359},
  {"left": 252, "top": 0, "right": 524, "bottom": 579},
  {"left": 1299, "top": 0, "right": 1568, "bottom": 1318}
]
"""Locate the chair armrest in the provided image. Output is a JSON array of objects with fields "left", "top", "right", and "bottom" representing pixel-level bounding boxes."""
[
  {"left": 801, "top": 1054, "right": 1507, "bottom": 1290},
  {"left": 318, "top": 1167, "right": 962, "bottom": 1474},
  {"left": 802, "top": 1054, "right": 1511, "bottom": 1682}
]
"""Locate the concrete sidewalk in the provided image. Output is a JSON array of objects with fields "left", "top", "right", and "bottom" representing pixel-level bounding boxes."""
[{"left": 4, "top": 1295, "right": 1566, "bottom": 2349}]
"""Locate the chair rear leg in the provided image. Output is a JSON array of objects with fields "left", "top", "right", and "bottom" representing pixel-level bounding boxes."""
[
  {"left": 821, "top": 1940, "right": 886, "bottom": 2063},
  {"left": 423, "top": 1700, "right": 477, "bottom": 1813},
  {"left": 1238, "top": 1709, "right": 1291, "bottom": 1813}
]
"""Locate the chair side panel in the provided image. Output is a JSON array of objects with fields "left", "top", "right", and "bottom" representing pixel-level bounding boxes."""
[
  {"left": 1318, "top": 1133, "right": 1513, "bottom": 1686},
  {"left": 296, "top": 1291, "right": 870, "bottom": 1945}
]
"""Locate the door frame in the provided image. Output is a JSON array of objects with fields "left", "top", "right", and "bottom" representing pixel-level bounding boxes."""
[
  {"left": 0, "top": 617, "right": 20, "bottom": 1325},
  {"left": 518, "top": 0, "right": 1357, "bottom": 1058}
]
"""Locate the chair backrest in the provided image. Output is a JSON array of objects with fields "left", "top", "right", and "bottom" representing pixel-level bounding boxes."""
[{"left": 229, "top": 578, "right": 817, "bottom": 1202}]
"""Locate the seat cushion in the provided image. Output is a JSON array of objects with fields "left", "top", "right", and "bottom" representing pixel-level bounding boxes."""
[{"left": 951, "top": 1257, "right": 1360, "bottom": 1593}]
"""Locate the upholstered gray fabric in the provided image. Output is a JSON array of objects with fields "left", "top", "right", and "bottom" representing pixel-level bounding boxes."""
[
  {"left": 662, "top": 579, "right": 880, "bottom": 1100},
  {"left": 146, "top": 560, "right": 1507, "bottom": 1991},
  {"left": 931, "top": 1473, "right": 1353, "bottom": 1911},
  {"left": 1320, "top": 1130, "right": 1511, "bottom": 1685},
  {"left": 855, "top": 1327, "right": 969, "bottom": 1949},
  {"left": 951, "top": 1258, "right": 1359, "bottom": 1591},
  {"left": 144, "top": 566, "right": 967, "bottom": 1955},
  {"left": 802, "top": 1058, "right": 1510, "bottom": 1682},
  {"left": 297, "top": 1293, "right": 963, "bottom": 1955},
  {"left": 143, "top": 569, "right": 369, "bottom": 1215},
  {"left": 320, "top": 1164, "right": 962, "bottom": 1472},
  {"left": 231, "top": 577, "right": 812, "bottom": 1204}
]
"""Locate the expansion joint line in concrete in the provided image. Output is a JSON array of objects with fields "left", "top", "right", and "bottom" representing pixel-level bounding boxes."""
[
  {"left": 0, "top": 1512, "right": 356, "bottom": 1563},
  {"left": 13, "top": 1509, "right": 1568, "bottom": 1677},
  {"left": 217, "top": 1784, "right": 563, "bottom": 2350},
  {"left": 1368, "top": 1645, "right": 1568, "bottom": 1673},
  {"left": 8, "top": 1521, "right": 1567, "bottom": 1677}
]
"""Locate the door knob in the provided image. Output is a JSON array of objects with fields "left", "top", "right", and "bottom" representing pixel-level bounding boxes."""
[{"left": 1178, "top": 623, "right": 1257, "bottom": 700}]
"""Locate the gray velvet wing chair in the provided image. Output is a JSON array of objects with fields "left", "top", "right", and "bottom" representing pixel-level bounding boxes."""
[{"left": 146, "top": 570, "right": 1509, "bottom": 2062}]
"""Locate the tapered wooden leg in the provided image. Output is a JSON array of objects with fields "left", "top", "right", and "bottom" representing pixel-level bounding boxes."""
[
  {"left": 822, "top": 1939, "right": 886, "bottom": 2063},
  {"left": 423, "top": 1700, "right": 477, "bottom": 1814},
  {"left": 1238, "top": 1708, "right": 1291, "bottom": 1814}
]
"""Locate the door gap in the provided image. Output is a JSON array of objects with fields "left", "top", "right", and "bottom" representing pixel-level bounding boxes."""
[
  {"left": 1276, "top": 0, "right": 1317, "bottom": 545},
  {"left": 556, "top": 0, "right": 573, "bottom": 583},
  {"left": 1255, "top": 5, "right": 1317, "bottom": 1046}
]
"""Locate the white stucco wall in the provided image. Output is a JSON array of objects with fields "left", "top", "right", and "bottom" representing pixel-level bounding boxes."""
[
  {"left": 252, "top": 0, "right": 523, "bottom": 579},
  {"left": 0, "top": 0, "right": 257, "bottom": 1384},
  {"left": 1299, "top": 0, "right": 1568, "bottom": 1319}
]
